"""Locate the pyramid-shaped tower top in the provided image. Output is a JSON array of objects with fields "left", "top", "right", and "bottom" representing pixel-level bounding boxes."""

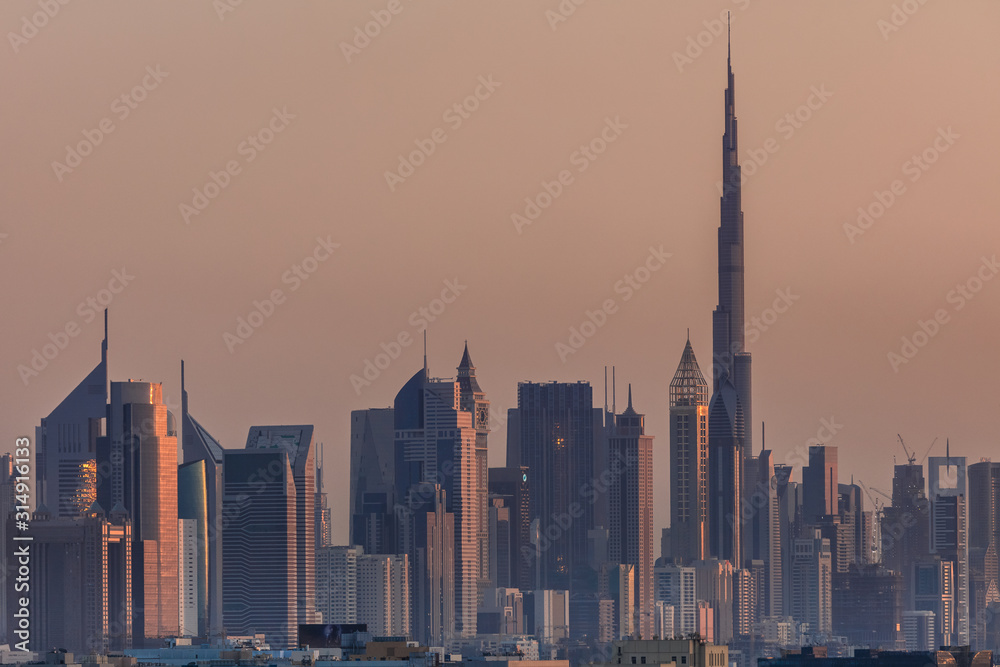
[
  {"left": 456, "top": 340, "right": 483, "bottom": 395},
  {"left": 670, "top": 336, "right": 709, "bottom": 408}
]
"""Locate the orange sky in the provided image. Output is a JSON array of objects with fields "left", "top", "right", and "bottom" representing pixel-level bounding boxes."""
[{"left": 3, "top": 0, "right": 999, "bottom": 542}]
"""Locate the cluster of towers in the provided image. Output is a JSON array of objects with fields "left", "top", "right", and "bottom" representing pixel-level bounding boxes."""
[{"left": 4, "top": 314, "right": 333, "bottom": 651}]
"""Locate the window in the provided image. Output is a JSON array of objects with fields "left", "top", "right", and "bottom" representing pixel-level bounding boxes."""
[
  {"left": 632, "top": 658, "right": 636, "bottom": 664},
  {"left": 641, "top": 659, "right": 646, "bottom": 665},
  {"left": 682, "top": 658, "right": 687, "bottom": 665}
]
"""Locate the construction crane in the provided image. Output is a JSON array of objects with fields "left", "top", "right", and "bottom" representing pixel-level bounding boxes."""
[
  {"left": 897, "top": 434, "right": 916, "bottom": 465},
  {"left": 920, "top": 436, "right": 939, "bottom": 464}
]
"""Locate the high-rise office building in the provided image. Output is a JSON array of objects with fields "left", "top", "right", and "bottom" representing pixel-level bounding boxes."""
[
  {"left": 653, "top": 561, "right": 697, "bottom": 637},
  {"left": 693, "top": 559, "right": 734, "bottom": 644},
  {"left": 802, "top": 446, "right": 838, "bottom": 526},
  {"left": 489, "top": 498, "right": 512, "bottom": 589},
  {"left": 903, "top": 610, "right": 937, "bottom": 651},
  {"left": 246, "top": 425, "right": 323, "bottom": 627},
  {"left": 745, "top": 449, "right": 781, "bottom": 617},
  {"left": 775, "top": 464, "right": 801, "bottom": 618},
  {"left": 608, "top": 386, "right": 654, "bottom": 640},
  {"left": 514, "top": 381, "right": 596, "bottom": 637},
  {"left": 707, "top": 376, "right": 744, "bottom": 564},
  {"left": 456, "top": 343, "right": 491, "bottom": 602},
  {"left": 913, "top": 558, "right": 954, "bottom": 647},
  {"left": 832, "top": 565, "right": 904, "bottom": 649},
  {"left": 10, "top": 502, "right": 131, "bottom": 653},
  {"left": 36, "top": 311, "right": 107, "bottom": 517},
  {"left": 178, "top": 460, "right": 209, "bottom": 637},
  {"left": 355, "top": 552, "right": 410, "bottom": 637},
  {"left": 180, "top": 362, "right": 225, "bottom": 637},
  {"left": 400, "top": 484, "right": 455, "bottom": 645},
  {"left": 928, "top": 452, "right": 969, "bottom": 645},
  {"left": 317, "top": 545, "right": 361, "bottom": 624},
  {"left": 598, "top": 563, "right": 634, "bottom": 640},
  {"left": 669, "top": 338, "right": 709, "bottom": 564},
  {"left": 315, "top": 442, "right": 332, "bottom": 550},
  {"left": 221, "top": 447, "right": 298, "bottom": 648},
  {"left": 350, "top": 407, "right": 396, "bottom": 554},
  {"left": 97, "top": 380, "right": 179, "bottom": 643},
  {"left": 0, "top": 454, "right": 15, "bottom": 644},
  {"left": 969, "top": 461, "right": 1000, "bottom": 648},
  {"left": 489, "top": 466, "right": 532, "bottom": 591},
  {"left": 791, "top": 528, "right": 832, "bottom": 637},
  {"left": 394, "top": 359, "right": 478, "bottom": 639},
  {"left": 883, "top": 462, "right": 929, "bottom": 609},
  {"left": 712, "top": 29, "right": 753, "bottom": 459}
]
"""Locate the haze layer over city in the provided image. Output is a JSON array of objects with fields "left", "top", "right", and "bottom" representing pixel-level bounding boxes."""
[{"left": 3, "top": 0, "right": 1000, "bottom": 551}]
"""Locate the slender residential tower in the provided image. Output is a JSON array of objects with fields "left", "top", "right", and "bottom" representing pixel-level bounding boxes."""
[
  {"left": 669, "top": 337, "right": 709, "bottom": 563},
  {"left": 712, "top": 19, "right": 753, "bottom": 457}
]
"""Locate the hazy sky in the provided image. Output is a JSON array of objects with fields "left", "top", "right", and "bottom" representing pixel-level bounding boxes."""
[{"left": 3, "top": 0, "right": 999, "bottom": 543}]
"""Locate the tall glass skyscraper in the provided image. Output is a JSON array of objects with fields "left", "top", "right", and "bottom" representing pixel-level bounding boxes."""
[{"left": 97, "top": 380, "right": 179, "bottom": 644}]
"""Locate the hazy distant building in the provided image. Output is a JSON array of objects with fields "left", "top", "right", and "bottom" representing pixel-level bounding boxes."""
[
  {"left": 928, "top": 452, "right": 969, "bottom": 645},
  {"left": 0, "top": 455, "right": 15, "bottom": 644},
  {"left": 357, "top": 553, "right": 410, "bottom": 637},
  {"left": 883, "top": 462, "right": 930, "bottom": 609},
  {"left": 903, "top": 610, "right": 936, "bottom": 651},
  {"left": 832, "top": 565, "right": 904, "bottom": 649},
  {"left": 97, "top": 380, "right": 179, "bottom": 643},
  {"left": 221, "top": 447, "right": 298, "bottom": 648},
  {"left": 315, "top": 442, "right": 332, "bottom": 550},
  {"left": 246, "top": 425, "right": 322, "bottom": 628},
  {"left": 350, "top": 407, "right": 396, "bottom": 554},
  {"left": 969, "top": 461, "right": 1000, "bottom": 648},
  {"left": 791, "top": 528, "right": 832, "bottom": 637},
  {"left": 607, "top": 386, "right": 654, "bottom": 639},
  {"left": 10, "top": 502, "right": 131, "bottom": 652},
  {"left": 803, "top": 446, "right": 838, "bottom": 526},
  {"left": 654, "top": 560, "right": 697, "bottom": 637},
  {"left": 35, "top": 313, "right": 108, "bottom": 519},
  {"left": 746, "top": 449, "right": 781, "bottom": 617},
  {"left": 694, "top": 558, "right": 734, "bottom": 644},
  {"left": 180, "top": 362, "right": 225, "bottom": 637},
  {"left": 317, "top": 545, "right": 361, "bottom": 624},
  {"left": 913, "top": 557, "right": 955, "bottom": 648},
  {"left": 400, "top": 484, "right": 455, "bottom": 645},
  {"left": 669, "top": 338, "right": 709, "bottom": 564},
  {"left": 489, "top": 466, "right": 531, "bottom": 590}
]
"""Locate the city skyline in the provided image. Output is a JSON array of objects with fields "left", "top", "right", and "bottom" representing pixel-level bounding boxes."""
[{"left": 4, "top": 1, "right": 1000, "bottom": 552}]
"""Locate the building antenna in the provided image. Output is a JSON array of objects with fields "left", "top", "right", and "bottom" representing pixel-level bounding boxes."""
[
  {"left": 612, "top": 366, "right": 616, "bottom": 414},
  {"left": 604, "top": 366, "right": 608, "bottom": 413},
  {"left": 423, "top": 330, "right": 428, "bottom": 378},
  {"left": 761, "top": 421, "right": 765, "bottom": 454}
]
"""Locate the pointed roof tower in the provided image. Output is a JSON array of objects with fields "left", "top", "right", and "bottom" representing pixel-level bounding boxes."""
[
  {"left": 670, "top": 336, "right": 709, "bottom": 408},
  {"left": 456, "top": 340, "right": 483, "bottom": 395}
]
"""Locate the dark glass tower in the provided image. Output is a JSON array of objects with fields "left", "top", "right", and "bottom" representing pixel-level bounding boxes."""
[{"left": 711, "top": 23, "right": 753, "bottom": 457}]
